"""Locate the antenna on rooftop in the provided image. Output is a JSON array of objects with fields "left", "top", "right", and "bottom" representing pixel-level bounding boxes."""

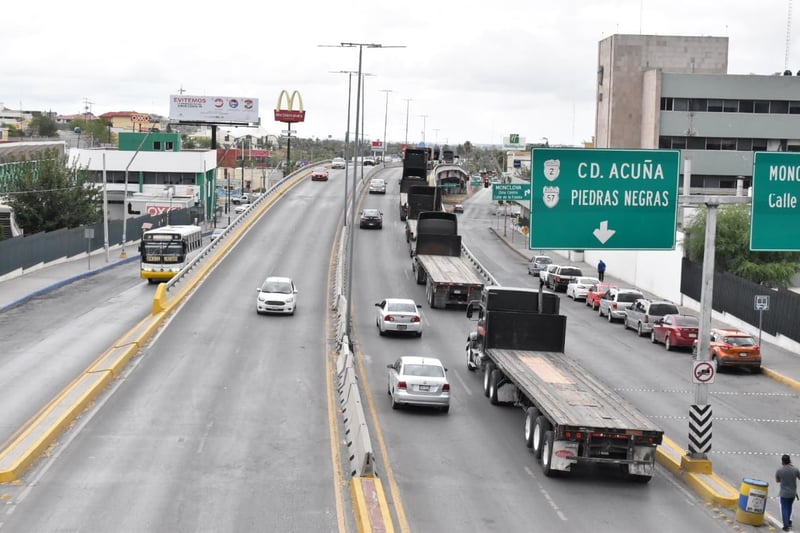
[{"left": 786, "top": 0, "right": 793, "bottom": 71}]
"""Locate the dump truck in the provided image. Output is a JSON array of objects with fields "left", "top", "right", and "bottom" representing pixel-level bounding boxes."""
[
  {"left": 465, "top": 286, "right": 664, "bottom": 481},
  {"left": 411, "top": 211, "right": 484, "bottom": 308}
]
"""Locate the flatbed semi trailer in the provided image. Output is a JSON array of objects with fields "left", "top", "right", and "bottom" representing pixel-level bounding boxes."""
[{"left": 466, "top": 287, "right": 663, "bottom": 481}]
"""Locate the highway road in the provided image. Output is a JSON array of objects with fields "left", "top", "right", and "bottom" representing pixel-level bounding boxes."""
[
  {"left": 0, "top": 167, "right": 354, "bottom": 532},
  {"left": 351, "top": 172, "right": 749, "bottom": 532},
  {"left": 0, "top": 164, "right": 790, "bottom": 532}
]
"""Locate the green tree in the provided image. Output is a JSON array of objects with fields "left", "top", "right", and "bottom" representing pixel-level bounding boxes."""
[
  {"left": 29, "top": 113, "right": 59, "bottom": 137},
  {"left": 684, "top": 204, "right": 800, "bottom": 288},
  {"left": 69, "top": 118, "right": 114, "bottom": 147},
  {"left": 7, "top": 150, "right": 101, "bottom": 234}
]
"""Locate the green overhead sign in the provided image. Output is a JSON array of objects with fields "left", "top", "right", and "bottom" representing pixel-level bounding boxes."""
[
  {"left": 751, "top": 152, "right": 800, "bottom": 251},
  {"left": 492, "top": 183, "right": 530, "bottom": 201},
  {"left": 529, "top": 148, "right": 680, "bottom": 250}
]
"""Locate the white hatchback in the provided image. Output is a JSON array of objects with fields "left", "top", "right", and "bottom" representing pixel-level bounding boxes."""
[
  {"left": 256, "top": 276, "right": 298, "bottom": 315},
  {"left": 375, "top": 298, "right": 422, "bottom": 337}
]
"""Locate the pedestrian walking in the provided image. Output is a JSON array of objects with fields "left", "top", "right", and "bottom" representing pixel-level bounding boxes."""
[
  {"left": 776, "top": 454, "right": 800, "bottom": 531},
  {"left": 597, "top": 259, "right": 606, "bottom": 282}
]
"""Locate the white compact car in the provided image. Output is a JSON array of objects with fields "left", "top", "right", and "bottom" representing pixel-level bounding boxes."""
[{"left": 256, "top": 276, "right": 298, "bottom": 315}]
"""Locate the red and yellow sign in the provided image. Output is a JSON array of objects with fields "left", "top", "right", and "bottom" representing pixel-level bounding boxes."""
[{"left": 274, "top": 90, "right": 305, "bottom": 123}]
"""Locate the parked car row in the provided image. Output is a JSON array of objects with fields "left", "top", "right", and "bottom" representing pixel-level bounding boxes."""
[{"left": 561, "top": 270, "right": 761, "bottom": 372}]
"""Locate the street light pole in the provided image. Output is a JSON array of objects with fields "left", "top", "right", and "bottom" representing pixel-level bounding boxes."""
[
  {"left": 419, "top": 114, "right": 428, "bottom": 145},
  {"left": 120, "top": 130, "right": 152, "bottom": 258},
  {"left": 380, "top": 89, "right": 392, "bottom": 160},
  {"left": 321, "top": 40, "right": 405, "bottom": 338}
]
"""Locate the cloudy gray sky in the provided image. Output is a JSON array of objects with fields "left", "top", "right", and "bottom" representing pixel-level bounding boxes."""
[{"left": 3, "top": 0, "right": 796, "bottom": 146}]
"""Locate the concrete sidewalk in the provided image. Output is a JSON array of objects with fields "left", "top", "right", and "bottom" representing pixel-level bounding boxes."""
[{"left": 0, "top": 244, "right": 139, "bottom": 312}]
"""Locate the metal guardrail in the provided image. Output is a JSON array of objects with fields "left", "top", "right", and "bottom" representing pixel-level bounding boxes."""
[{"left": 163, "top": 170, "right": 298, "bottom": 293}]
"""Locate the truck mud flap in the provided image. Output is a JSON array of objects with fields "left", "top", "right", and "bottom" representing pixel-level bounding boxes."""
[{"left": 547, "top": 440, "right": 578, "bottom": 473}]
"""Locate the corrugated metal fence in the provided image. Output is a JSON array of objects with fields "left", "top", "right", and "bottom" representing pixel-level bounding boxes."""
[
  {"left": 681, "top": 257, "right": 800, "bottom": 343},
  {"left": 0, "top": 208, "right": 202, "bottom": 277}
]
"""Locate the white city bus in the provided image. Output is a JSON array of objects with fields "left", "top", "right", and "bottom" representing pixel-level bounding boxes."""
[{"left": 139, "top": 225, "right": 204, "bottom": 283}]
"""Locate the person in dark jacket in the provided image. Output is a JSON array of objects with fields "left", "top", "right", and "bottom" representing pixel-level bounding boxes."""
[
  {"left": 597, "top": 259, "right": 606, "bottom": 282},
  {"left": 777, "top": 454, "right": 800, "bottom": 531}
]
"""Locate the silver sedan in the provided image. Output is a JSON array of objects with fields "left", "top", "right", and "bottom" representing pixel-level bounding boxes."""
[
  {"left": 386, "top": 356, "right": 450, "bottom": 412},
  {"left": 375, "top": 298, "right": 423, "bottom": 337}
]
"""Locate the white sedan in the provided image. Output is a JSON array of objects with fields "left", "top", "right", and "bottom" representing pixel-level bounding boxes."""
[
  {"left": 566, "top": 277, "right": 601, "bottom": 301},
  {"left": 256, "top": 276, "right": 298, "bottom": 315},
  {"left": 375, "top": 298, "right": 422, "bottom": 337},
  {"left": 386, "top": 356, "right": 449, "bottom": 412}
]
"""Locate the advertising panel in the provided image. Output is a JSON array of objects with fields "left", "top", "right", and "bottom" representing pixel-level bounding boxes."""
[{"left": 169, "top": 94, "right": 260, "bottom": 125}]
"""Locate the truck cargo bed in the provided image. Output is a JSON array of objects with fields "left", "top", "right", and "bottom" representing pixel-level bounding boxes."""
[
  {"left": 488, "top": 348, "right": 662, "bottom": 436},
  {"left": 416, "top": 254, "right": 485, "bottom": 285}
]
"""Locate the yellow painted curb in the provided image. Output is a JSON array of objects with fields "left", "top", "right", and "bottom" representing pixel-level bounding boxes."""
[{"left": 350, "top": 476, "right": 394, "bottom": 533}]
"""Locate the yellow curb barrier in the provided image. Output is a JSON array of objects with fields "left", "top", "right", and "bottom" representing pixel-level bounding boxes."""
[{"left": 351, "top": 476, "right": 394, "bottom": 533}]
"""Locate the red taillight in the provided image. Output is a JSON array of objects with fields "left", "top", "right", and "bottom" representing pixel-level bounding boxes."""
[
  {"left": 397, "top": 381, "right": 407, "bottom": 390},
  {"left": 384, "top": 315, "right": 395, "bottom": 322},
  {"left": 442, "top": 383, "right": 450, "bottom": 392},
  {"left": 612, "top": 303, "right": 618, "bottom": 310},
  {"left": 411, "top": 316, "right": 421, "bottom": 323}
]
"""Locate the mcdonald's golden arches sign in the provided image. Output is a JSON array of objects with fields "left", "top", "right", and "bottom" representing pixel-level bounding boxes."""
[{"left": 274, "top": 90, "right": 306, "bottom": 123}]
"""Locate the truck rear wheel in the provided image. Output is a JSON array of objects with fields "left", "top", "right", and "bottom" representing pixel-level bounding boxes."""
[
  {"left": 483, "top": 362, "right": 495, "bottom": 397},
  {"left": 524, "top": 407, "right": 540, "bottom": 448},
  {"left": 532, "top": 416, "right": 551, "bottom": 459},
  {"left": 488, "top": 369, "right": 502, "bottom": 405},
  {"left": 426, "top": 283, "right": 435, "bottom": 308},
  {"left": 415, "top": 263, "right": 426, "bottom": 284},
  {"left": 541, "top": 431, "right": 557, "bottom": 477}
]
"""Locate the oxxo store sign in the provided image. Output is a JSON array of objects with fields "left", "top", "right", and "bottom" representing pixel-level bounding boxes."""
[
  {"left": 530, "top": 148, "right": 680, "bottom": 250},
  {"left": 751, "top": 152, "right": 800, "bottom": 251}
]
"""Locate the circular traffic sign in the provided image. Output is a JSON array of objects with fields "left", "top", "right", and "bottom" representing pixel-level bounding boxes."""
[{"left": 693, "top": 361, "right": 715, "bottom": 384}]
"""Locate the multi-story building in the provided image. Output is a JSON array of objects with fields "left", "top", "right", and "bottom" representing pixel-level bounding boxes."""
[{"left": 595, "top": 34, "right": 800, "bottom": 191}]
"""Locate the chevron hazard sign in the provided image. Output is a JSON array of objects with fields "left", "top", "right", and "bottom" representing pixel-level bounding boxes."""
[{"left": 688, "top": 404, "right": 712, "bottom": 455}]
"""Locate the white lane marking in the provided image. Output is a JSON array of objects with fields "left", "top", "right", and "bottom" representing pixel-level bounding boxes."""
[{"left": 524, "top": 466, "right": 568, "bottom": 521}]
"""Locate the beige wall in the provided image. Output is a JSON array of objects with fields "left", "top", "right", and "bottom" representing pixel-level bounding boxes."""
[{"left": 595, "top": 34, "right": 728, "bottom": 149}]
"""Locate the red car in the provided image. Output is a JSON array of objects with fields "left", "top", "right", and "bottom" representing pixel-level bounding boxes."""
[
  {"left": 310, "top": 167, "right": 329, "bottom": 181},
  {"left": 650, "top": 314, "right": 699, "bottom": 351},
  {"left": 585, "top": 283, "right": 617, "bottom": 311}
]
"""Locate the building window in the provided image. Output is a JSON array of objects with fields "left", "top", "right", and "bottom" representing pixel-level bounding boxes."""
[
  {"left": 790, "top": 101, "right": 800, "bottom": 114},
  {"left": 737, "top": 139, "right": 753, "bottom": 151},
  {"left": 723, "top": 100, "right": 738, "bottom": 112},
  {"left": 165, "top": 141, "right": 174, "bottom": 150},
  {"left": 658, "top": 136, "right": 672, "bottom": 148},
  {"left": 671, "top": 137, "right": 687, "bottom": 149},
  {"left": 771, "top": 100, "right": 789, "bottom": 114},
  {"left": 706, "top": 138, "right": 722, "bottom": 150},
  {"left": 597, "top": 65, "right": 604, "bottom": 86},
  {"left": 690, "top": 99, "right": 708, "bottom": 112},
  {"left": 687, "top": 137, "right": 705, "bottom": 149},
  {"left": 720, "top": 138, "right": 737, "bottom": 151},
  {"left": 754, "top": 101, "right": 770, "bottom": 113},
  {"left": 153, "top": 141, "right": 162, "bottom": 150},
  {"left": 739, "top": 100, "right": 754, "bottom": 113},
  {"left": 673, "top": 98, "right": 690, "bottom": 111},
  {"left": 660, "top": 98, "right": 673, "bottom": 111},
  {"left": 707, "top": 99, "right": 723, "bottom": 112},
  {"left": 752, "top": 138, "right": 768, "bottom": 151}
]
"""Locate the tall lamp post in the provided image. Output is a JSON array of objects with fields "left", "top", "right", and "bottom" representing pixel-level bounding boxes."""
[
  {"left": 380, "top": 89, "right": 393, "bottom": 161},
  {"left": 419, "top": 114, "right": 428, "bottom": 145},
  {"left": 320, "top": 41, "right": 405, "bottom": 337},
  {"left": 331, "top": 70, "right": 373, "bottom": 225},
  {"left": 120, "top": 131, "right": 152, "bottom": 258}
]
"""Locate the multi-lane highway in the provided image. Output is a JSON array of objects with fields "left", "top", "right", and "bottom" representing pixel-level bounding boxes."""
[{"left": 0, "top": 163, "right": 793, "bottom": 532}]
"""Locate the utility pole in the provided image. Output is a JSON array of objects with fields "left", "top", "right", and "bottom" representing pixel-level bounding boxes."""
[{"left": 404, "top": 98, "right": 412, "bottom": 146}]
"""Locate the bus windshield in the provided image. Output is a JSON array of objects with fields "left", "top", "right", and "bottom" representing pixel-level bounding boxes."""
[{"left": 142, "top": 241, "right": 186, "bottom": 264}]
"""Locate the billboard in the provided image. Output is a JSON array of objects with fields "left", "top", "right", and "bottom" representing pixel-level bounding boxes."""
[
  {"left": 169, "top": 94, "right": 260, "bottom": 126},
  {"left": 274, "top": 90, "right": 306, "bottom": 123}
]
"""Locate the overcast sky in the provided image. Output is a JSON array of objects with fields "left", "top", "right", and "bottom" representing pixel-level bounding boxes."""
[{"left": 3, "top": 1, "right": 796, "bottom": 147}]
